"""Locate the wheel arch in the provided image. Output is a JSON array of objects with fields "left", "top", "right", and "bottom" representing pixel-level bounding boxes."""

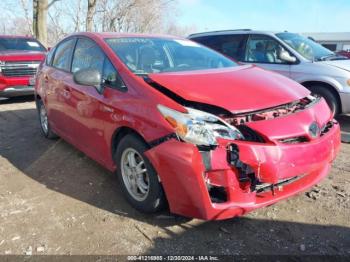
[
  {"left": 111, "top": 126, "right": 150, "bottom": 158},
  {"left": 34, "top": 93, "right": 42, "bottom": 106},
  {"left": 301, "top": 80, "right": 342, "bottom": 113}
]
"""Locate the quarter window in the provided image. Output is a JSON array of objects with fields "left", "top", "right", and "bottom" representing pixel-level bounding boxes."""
[
  {"left": 245, "top": 35, "right": 288, "bottom": 64},
  {"left": 52, "top": 39, "right": 76, "bottom": 71},
  {"left": 72, "top": 38, "right": 104, "bottom": 73}
]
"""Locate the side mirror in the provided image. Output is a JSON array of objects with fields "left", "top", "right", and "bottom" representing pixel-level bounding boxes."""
[
  {"left": 279, "top": 50, "right": 297, "bottom": 63},
  {"left": 73, "top": 69, "right": 104, "bottom": 94}
]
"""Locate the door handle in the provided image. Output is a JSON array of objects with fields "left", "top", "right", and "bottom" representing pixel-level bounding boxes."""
[
  {"left": 62, "top": 86, "right": 71, "bottom": 98},
  {"left": 44, "top": 75, "right": 49, "bottom": 83},
  {"left": 100, "top": 105, "right": 114, "bottom": 113}
]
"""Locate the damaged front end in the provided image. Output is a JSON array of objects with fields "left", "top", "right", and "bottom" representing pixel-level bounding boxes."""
[{"left": 144, "top": 80, "right": 340, "bottom": 220}]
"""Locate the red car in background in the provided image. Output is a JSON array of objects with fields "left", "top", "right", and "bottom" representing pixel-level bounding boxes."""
[
  {"left": 337, "top": 50, "right": 350, "bottom": 58},
  {"left": 35, "top": 33, "right": 340, "bottom": 220},
  {"left": 0, "top": 35, "right": 46, "bottom": 98}
]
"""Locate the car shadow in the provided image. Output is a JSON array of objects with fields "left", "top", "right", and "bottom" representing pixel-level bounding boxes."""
[
  {"left": 0, "top": 105, "right": 349, "bottom": 255},
  {"left": 0, "top": 95, "right": 35, "bottom": 105},
  {"left": 0, "top": 106, "right": 190, "bottom": 228},
  {"left": 144, "top": 217, "right": 350, "bottom": 255}
]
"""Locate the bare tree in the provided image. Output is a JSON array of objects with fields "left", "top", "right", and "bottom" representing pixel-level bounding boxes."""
[
  {"left": 0, "top": 0, "right": 190, "bottom": 46},
  {"left": 65, "top": 0, "right": 85, "bottom": 32},
  {"left": 86, "top": 0, "right": 97, "bottom": 31},
  {"left": 33, "top": 0, "right": 60, "bottom": 47},
  {"left": 95, "top": 0, "right": 177, "bottom": 34},
  {"left": 20, "top": 0, "right": 34, "bottom": 35},
  {"left": 47, "top": 5, "right": 67, "bottom": 45}
]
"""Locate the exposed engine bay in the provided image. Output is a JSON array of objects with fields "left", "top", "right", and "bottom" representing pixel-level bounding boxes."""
[
  {"left": 223, "top": 95, "right": 320, "bottom": 125},
  {"left": 146, "top": 78, "right": 322, "bottom": 145}
]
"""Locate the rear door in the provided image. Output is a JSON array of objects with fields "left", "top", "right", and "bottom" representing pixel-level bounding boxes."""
[
  {"left": 243, "top": 34, "right": 291, "bottom": 77},
  {"left": 45, "top": 38, "right": 77, "bottom": 136}
]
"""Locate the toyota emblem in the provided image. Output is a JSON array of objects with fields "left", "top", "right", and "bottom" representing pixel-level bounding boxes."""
[{"left": 309, "top": 122, "right": 320, "bottom": 138}]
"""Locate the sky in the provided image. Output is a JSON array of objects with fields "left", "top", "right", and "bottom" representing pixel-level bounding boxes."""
[{"left": 177, "top": 0, "right": 350, "bottom": 34}]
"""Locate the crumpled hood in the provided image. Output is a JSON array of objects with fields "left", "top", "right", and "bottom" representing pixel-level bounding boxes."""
[
  {"left": 319, "top": 59, "right": 350, "bottom": 72},
  {"left": 148, "top": 65, "right": 310, "bottom": 113},
  {"left": 0, "top": 50, "right": 45, "bottom": 62}
]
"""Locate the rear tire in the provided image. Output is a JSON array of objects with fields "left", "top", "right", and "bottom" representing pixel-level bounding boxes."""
[
  {"left": 308, "top": 85, "right": 339, "bottom": 116},
  {"left": 37, "top": 100, "right": 58, "bottom": 139},
  {"left": 114, "top": 134, "right": 166, "bottom": 213}
]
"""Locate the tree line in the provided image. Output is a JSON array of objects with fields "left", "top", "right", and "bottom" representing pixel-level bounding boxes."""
[{"left": 1, "top": 0, "right": 194, "bottom": 47}]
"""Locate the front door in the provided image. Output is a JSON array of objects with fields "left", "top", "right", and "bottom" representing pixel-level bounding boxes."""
[
  {"left": 243, "top": 34, "right": 291, "bottom": 78},
  {"left": 64, "top": 37, "right": 125, "bottom": 166}
]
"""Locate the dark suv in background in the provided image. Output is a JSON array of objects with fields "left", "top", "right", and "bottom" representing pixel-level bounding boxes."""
[{"left": 189, "top": 30, "right": 350, "bottom": 115}]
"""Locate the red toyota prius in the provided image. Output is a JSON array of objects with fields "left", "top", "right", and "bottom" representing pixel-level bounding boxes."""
[{"left": 35, "top": 33, "right": 340, "bottom": 220}]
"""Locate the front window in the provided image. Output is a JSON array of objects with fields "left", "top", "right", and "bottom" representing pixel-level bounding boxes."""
[
  {"left": 245, "top": 34, "right": 290, "bottom": 64},
  {"left": 276, "top": 33, "right": 345, "bottom": 61},
  {"left": 105, "top": 37, "right": 237, "bottom": 75},
  {"left": 0, "top": 38, "right": 46, "bottom": 52}
]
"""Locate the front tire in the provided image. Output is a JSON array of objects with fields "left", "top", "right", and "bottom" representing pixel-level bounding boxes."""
[
  {"left": 308, "top": 85, "right": 340, "bottom": 116},
  {"left": 37, "top": 100, "right": 58, "bottom": 139},
  {"left": 115, "top": 134, "right": 166, "bottom": 213}
]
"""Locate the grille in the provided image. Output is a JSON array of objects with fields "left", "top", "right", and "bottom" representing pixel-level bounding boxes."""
[
  {"left": 1, "top": 61, "right": 40, "bottom": 77},
  {"left": 279, "top": 136, "right": 308, "bottom": 144},
  {"left": 224, "top": 96, "right": 319, "bottom": 125},
  {"left": 2, "top": 68, "right": 37, "bottom": 76},
  {"left": 320, "top": 120, "right": 335, "bottom": 136},
  {"left": 255, "top": 175, "right": 302, "bottom": 193}
]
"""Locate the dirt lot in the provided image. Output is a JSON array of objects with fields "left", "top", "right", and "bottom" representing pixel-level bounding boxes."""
[{"left": 0, "top": 97, "right": 349, "bottom": 256}]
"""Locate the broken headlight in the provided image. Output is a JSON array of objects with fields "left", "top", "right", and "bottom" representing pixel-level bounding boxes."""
[{"left": 157, "top": 105, "right": 244, "bottom": 146}]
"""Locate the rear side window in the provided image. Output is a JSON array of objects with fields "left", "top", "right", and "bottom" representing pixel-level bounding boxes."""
[
  {"left": 191, "top": 34, "right": 247, "bottom": 61},
  {"left": 52, "top": 39, "right": 76, "bottom": 71},
  {"left": 45, "top": 46, "right": 56, "bottom": 66},
  {"left": 72, "top": 38, "right": 104, "bottom": 73}
]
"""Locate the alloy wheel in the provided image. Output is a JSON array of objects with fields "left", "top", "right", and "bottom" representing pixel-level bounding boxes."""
[{"left": 120, "top": 148, "right": 150, "bottom": 201}]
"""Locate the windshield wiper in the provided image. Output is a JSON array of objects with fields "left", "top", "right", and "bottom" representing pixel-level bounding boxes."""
[
  {"left": 135, "top": 72, "right": 149, "bottom": 76},
  {"left": 317, "top": 54, "right": 337, "bottom": 61}
]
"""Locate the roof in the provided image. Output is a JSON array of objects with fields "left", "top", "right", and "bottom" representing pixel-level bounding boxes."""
[
  {"left": 302, "top": 32, "right": 350, "bottom": 42},
  {"left": 188, "top": 29, "right": 279, "bottom": 38},
  {"left": 70, "top": 32, "right": 181, "bottom": 39}
]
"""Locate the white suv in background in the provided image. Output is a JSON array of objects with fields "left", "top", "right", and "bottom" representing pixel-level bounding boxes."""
[{"left": 189, "top": 30, "right": 350, "bottom": 115}]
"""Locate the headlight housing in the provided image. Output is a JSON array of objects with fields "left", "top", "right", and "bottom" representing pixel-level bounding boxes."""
[{"left": 158, "top": 105, "right": 244, "bottom": 146}]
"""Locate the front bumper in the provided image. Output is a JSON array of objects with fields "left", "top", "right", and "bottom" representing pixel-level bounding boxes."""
[
  {"left": 0, "top": 86, "right": 34, "bottom": 97},
  {"left": 145, "top": 100, "right": 341, "bottom": 220},
  {"left": 0, "top": 76, "right": 34, "bottom": 97}
]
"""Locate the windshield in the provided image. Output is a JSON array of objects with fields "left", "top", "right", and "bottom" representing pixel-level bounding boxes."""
[
  {"left": 105, "top": 37, "right": 237, "bottom": 74},
  {"left": 0, "top": 38, "right": 46, "bottom": 52},
  {"left": 276, "top": 32, "right": 338, "bottom": 61}
]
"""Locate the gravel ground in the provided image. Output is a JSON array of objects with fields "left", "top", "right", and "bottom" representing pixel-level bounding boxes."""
[{"left": 0, "top": 97, "right": 349, "bottom": 256}]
